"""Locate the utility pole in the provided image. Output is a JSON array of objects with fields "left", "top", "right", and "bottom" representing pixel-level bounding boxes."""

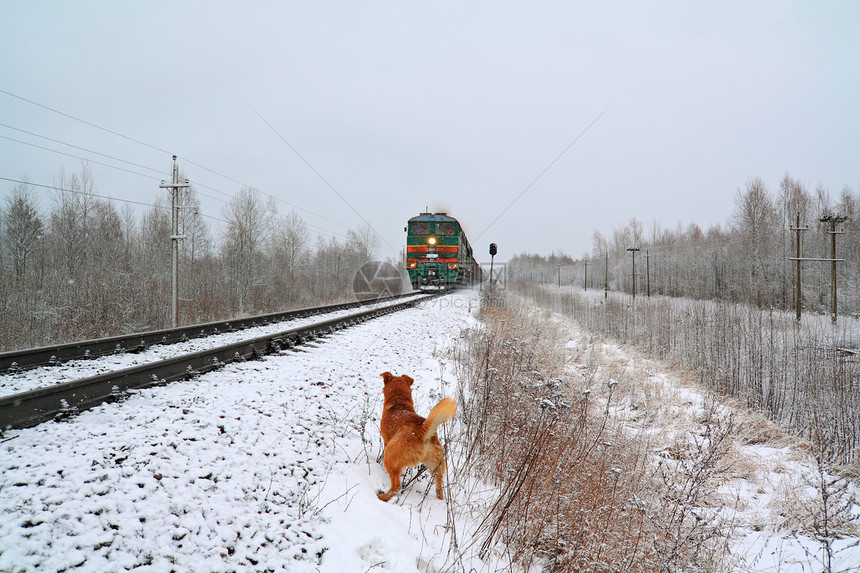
[
  {"left": 789, "top": 214, "right": 846, "bottom": 324},
  {"left": 790, "top": 212, "right": 809, "bottom": 322},
  {"left": 584, "top": 259, "right": 588, "bottom": 291},
  {"left": 557, "top": 265, "right": 561, "bottom": 288},
  {"left": 160, "top": 155, "right": 190, "bottom": 328},
  {"left": 627, "top": 247, "right": 640, "bottom": 301},
  {"left": 822, "top": 215, "right": 847, "bottom": 323},
  {"left": 645, "top": 249, "right": 651, "bottom": 298},
  {"left": 604, "top": 252, "right": 609, "bottom": 299}
]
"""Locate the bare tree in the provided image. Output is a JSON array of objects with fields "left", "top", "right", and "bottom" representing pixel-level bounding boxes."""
[
  {"left": 2, "top": 179, "right": 44, "bottom": 282},
  {"left": 221, "top": 186, "right": 268, "bottom": 314},
  {"left": 346, "top": 223, "right": 380, "bottom": 264},
  {"left": 269, "top": 210, "right": 309, "bottom": 304},
  {"left": 49, "top": 165, "right": 96, "bottom": 280},
  {"left": 732, "top": 177, "right": 777, "bottom": 308}
]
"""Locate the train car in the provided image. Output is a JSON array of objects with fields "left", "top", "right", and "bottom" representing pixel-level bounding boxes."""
[{"left": 405, "top": 212, "right": 482, "bottom": 290}]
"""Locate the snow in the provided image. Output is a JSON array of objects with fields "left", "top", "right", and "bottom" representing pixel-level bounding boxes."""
[
  {"left": 1, "top": 288, "right": 858, "bottom": 572},
  {"left": 0, "top": 290, "right": 503, "bottom": 572},
  {"left": 568, "top": 337, "right": 860, "bottom": 573}
]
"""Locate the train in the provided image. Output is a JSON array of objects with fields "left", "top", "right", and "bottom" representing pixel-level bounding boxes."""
[{"left": 405, "top": 212, "right": 483, "bottom": 290}]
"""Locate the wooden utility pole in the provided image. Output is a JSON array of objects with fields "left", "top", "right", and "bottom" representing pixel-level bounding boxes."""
[
  {"left": 789, "top": 212, "right": 809, "bottom": 321},
  {"left": 160, "top": 156, "right": 190, "bottom": 328},
  {"left": 822, "top": 215, "right": 847, "bottom": 323},
  {"left": 627, "top": 247, "right": 640, "bottom": 301},
  {"left": 584, "top": 259, "right": 588, "bottom": 291},
  {"left": 604, "top": 252, "right": 609, "bottom": 299},
  {"left": 789, "top": 214, "right": 847, "bottom": 324},
  {"left": 645, "top": 249, "right": 651, "bottom": 297}
]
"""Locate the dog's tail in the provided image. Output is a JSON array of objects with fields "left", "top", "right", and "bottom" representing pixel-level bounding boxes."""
[{"left": 422, "top": 397, "right": 457, "bottom": 441}]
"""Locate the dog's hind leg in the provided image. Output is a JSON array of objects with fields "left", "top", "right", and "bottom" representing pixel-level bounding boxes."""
[
  {"left": 426, "top": 442, "right": 447, "bottom": 500},
  {"left": 377, "top": 449, "right": 404, "bottom": 502}
]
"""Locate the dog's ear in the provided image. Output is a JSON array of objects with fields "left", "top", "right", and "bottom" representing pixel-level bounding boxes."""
[
  {"left": 380, "top": 371, "right": 394, "bottom": 385},
  {"left": 402, "top": 374, "right": 414, "bottom": 386}
]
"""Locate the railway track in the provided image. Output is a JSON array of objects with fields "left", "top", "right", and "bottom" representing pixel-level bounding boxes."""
[
  {"left": 0, "top": 293, "right": 436, "bottom": 431},
  {"left": 0, "top": 293, "right": 421, "bottom": 374}
]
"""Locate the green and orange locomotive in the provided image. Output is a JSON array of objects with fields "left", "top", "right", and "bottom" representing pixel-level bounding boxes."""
[{"left": 405, "top": 212, "right": 482, "bottom": 290}]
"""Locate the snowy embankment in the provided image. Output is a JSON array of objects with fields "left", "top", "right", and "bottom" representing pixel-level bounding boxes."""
[
  {"left": 0, "top": 294, "right": 429, "bottom": 398},
  {"left": 0, "top": 291, "right": 491, "bottom": 572}
]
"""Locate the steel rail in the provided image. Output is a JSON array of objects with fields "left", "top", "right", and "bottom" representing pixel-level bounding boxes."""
[
  {"left": 0, "top": 292, "right": 420, "bottom": 373},
  {"left": 0, "top": 295, "right": 435, "bottom": 431}
]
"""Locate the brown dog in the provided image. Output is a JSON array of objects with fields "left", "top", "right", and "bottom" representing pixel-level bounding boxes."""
[{"left": 377, "top": 372, "right": 456, "bottom": 502}]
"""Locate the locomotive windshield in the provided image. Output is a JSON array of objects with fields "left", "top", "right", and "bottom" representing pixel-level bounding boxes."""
[
  {"left": 411, "top": 222, "right": 431, "bottom": 234},
  {"left": 436, "top": 223, "right": 455, "bottom": 235}
]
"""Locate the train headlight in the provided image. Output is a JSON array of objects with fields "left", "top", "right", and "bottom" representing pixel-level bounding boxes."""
[
  {"left": 448, "top": 262, "right": 458, "bottom": 269},
  {"left": 407, "top": 262, "right": 416, "bottom": 269},
  {"left": 427, "top": 237, "right": 436, "bottom": 245}
]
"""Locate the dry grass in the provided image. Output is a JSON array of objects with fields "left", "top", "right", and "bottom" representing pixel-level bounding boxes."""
[
  {"left": 492, "top": 286, "right": 860, "bottom": 572},
  {"left": 447, "top": 290, "right": 734, "bottom": 572}
]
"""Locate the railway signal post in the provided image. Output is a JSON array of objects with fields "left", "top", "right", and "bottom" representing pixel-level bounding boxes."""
[{"left": 489, "top": 243, "right": 497, "bottom": 288}]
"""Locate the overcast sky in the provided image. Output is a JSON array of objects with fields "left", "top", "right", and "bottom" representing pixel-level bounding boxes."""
[{"left": 2, "top": 1, "right": 858, "bottom": 261}]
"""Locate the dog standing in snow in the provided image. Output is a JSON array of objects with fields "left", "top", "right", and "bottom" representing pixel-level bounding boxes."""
[{"left": 377, "top": 372, "right": 456, "bottom": 502}]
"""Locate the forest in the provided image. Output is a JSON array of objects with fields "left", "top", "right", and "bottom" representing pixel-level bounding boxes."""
[
  {"left": 510, "top": 174, "right": 860, "bottom": 318},
  {"left": 0, "top": 164, "right": 380, "bottom": 352}
]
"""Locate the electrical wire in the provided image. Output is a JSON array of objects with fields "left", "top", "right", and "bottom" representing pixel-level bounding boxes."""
[
  {"left": 475, "top": 108, "right": 608, "bottom": 242},
  {"left": 1, "top": 174, "right": 348, "bottom": 239},
  {"left": 0, "top": 175, "right": 231, "bottom": 222},
  {"left": 0, "top": 122, "right": 165, "bottom": 176},
  {"left": 0, "top": 89, "right": 351, "bottom": 234},
  {"left": 254, "top": 108, "right": 396, "bottom": 253},
  {"left": 0, "top": 134, "right": 162, "bottom": 181},
  {"left": 0, "top": 122, "right": 341, "bottom": 232}
]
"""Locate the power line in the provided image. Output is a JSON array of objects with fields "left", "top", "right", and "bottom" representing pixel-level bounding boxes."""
[
  {"left": 0, "top": 134, "right": 234, "bottom": 210},
  {"left": 0, "top": 88, "right": 172, "bottom": 155},
  {"left": 0, "top": 88, "right": 350, "bottom": 233},
  {"left": 1, "top": 174, "right": 348, "bottom": 240},
  {"left": 0, "top": 122, "right": 165, "bottom": 176},
  {"left": 0, "top": 134, "right": 162, "bottom": 181},
  {"left": 475, "top": 108, "right": 608, "bottom": 242},
  {"left": 254, "top": 109, "right": 396, "bottom": 253},
  {"left": 0, "top": 123, "right": 338, "bottom": 229},
  {"left": 0, "top": 175, "right": 227, "bottom": 224}
]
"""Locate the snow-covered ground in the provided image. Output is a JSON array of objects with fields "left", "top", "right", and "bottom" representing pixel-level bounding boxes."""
[
  {"left": 2, "top": 287, "right": 858, "bottom": 572},
  {"left": 0, "top": 290, "right": 498, "bottom": 572},
  {"left": 0, "top": 294, "right": 429, "bottom": 398},
  {"left": 547, "top": 293, "right": 860, "bottom": 573}
]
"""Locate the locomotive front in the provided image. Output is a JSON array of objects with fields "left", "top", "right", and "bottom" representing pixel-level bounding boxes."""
[
  {"left": 405, "top": 212, "right": 467, "bottom": 290},
  {"left": 404, "top": 213, "right": 479, "bottom": 290}
]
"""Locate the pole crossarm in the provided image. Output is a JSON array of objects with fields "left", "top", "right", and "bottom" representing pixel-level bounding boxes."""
[{"left": 788, "top": 257, "right": 845, "bottom": 262}]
